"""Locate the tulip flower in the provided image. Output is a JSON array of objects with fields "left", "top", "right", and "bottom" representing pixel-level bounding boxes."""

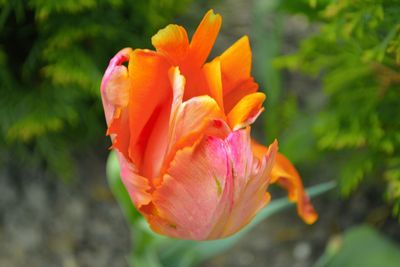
[{"left": 100, "top": 10, "right": 317, "bottom": 240}]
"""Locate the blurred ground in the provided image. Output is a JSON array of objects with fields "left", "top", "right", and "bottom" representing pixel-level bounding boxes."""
[
  {"left": 2, "top": 151, "right": 396, "bottom": 267},
  {"left": 0, "top": 149, "right": 130, "bottom": 267}
]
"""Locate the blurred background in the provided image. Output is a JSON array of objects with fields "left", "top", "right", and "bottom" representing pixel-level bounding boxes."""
[{"left": 1, "top": 0, "right": 400, "bottom": 266}]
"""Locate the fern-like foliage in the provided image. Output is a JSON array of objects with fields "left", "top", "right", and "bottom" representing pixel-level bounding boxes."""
[
  {"left": 277, "top": 0, "right": 400, "bottom": 217},
  {"left": 0, "top": 0, "right": 192, "bottom": 179}
]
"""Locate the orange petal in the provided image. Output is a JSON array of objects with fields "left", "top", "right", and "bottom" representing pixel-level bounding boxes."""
[
  {"left": 141, "top": 66, "right": 185, "bottom": 179},
  {"left": 203, "top": 58, "right": 224, "bottom": 111},
  {"left": 181, "top": 64, "right": 208, "bottom": 100},
  {"left": 151, "top": 24, "right": 189, "bottom": 64},
  {"left": 252, "top": 141, "right": 318, "bottom": 224},
  {"left": 227, "top": 92, "right": 265, "bottom": 130},
  {"left": 220, "top": 35, "right": 252, "bottom": 96},
  {"left": 271, "top": 153, "right": 318, "bottom": 224},
  {"left": 141, "top": 99, "right": 171, "bottom": 179},
  {"left": 127, "top": 49, "right": 170, "bottom": 167},
  {"left": 189, "top": 9, "right": 222, "bottom": 66},
  {"left": 223, "top": 78, "right": 259, "bottom": 113}
]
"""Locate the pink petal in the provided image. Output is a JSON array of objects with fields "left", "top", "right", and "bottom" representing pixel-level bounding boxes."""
[
  {"left": 100, "top": 48, "right": 132, "bottom": 126},
  {"left": 148, "top": 129, "right": 277, "bottom": 240},
  {"left": 151, "top": 135, "right": 233, "bottom": 240},
  {"left": 222, "top": 136, "right": 277, "bottom": 236},
  {"left": 117, "top": 151, "right": 152, "bottom": 208}
]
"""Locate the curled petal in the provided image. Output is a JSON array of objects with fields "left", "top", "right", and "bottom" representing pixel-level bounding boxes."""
[
  {"left": 104, "top": 66, "right": 130, "bottom": 118},
  {"left": 223, "top": 79, "right": 259, "bottom": 113},
  {"left": 227, "top": 92, "right": 265, "bottom": 130},
  {"left": 224, "top": 78, "right": 258, "bottom": 114},
  {"left": 100, "top": 48, "right": 132, "bottom": 159},
  {"left": 271, "top": 153, "right": 318, "bottom": 224},
  {"left": 252, "top": 141, "right": 318, "bottom": 224},
  {"left": 100, "top": 47, "right": 132, "bottom": 125}
]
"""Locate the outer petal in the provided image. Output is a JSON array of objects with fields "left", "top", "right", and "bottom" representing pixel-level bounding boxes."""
[
  {"left": 220, "top": 35, "right": 252, "bottom": 96},
  {"left": 108, "top": 108, "right": 130, "bottom": 159},
  {"left": 100, "top": 48, "right": 132, "bottom": 125},
  {"left": 117, "top": 151, "right": 152, "bottom": 208},
  {"left": 203, "top": 58, "right": 224, "bottom": 111},
  {"left": 227, "top": 92, "right": 265, "bottom": 130},
  {"left": 100, "top": 48, "right": 132, "bottom": 159},
  {"left": 252, "top": 141, "right": 318, "bottom": 224},
  {"left": 151, "top": 24, "right": 189, "bottom": 64},
  {"left": 189, "top": 9, "right": 222, "bottom": 66},
  {"left": 127, "top": 49, "right": 170, "bottom": 168},
  {"left": 219, "top": 35, "right": 260, "bottom": 113},
  {"left": 150, "top": 135, "right": 233, "bottom": 240}
]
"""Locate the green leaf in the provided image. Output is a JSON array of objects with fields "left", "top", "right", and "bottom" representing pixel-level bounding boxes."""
[{"left": 313, "top": 225, "right": 400, "bottom": 267}]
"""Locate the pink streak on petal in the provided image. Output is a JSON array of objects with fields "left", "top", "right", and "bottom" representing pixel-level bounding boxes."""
[
  {"left": 223, "top": 137, "right": 278, "bottom": 236},
  {"left": 117, "top": 151, "right": 152, "bottom": 208},
  {"left": 149, "top": 129, "right": 275, "bottom": 240},
  {"left": 152, "top": 136, "right": 232, "bottom": 240}
]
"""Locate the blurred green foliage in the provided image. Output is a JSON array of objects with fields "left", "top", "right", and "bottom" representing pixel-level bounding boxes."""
[
  {"left": 313, "top": 225, "right": 400, "bottom": 267},
  {"left": 0, "top": 0, "right": 191, "bottom": 179},
  {"left": 275, "top": 0, "right": 400, "bottom": 216}
]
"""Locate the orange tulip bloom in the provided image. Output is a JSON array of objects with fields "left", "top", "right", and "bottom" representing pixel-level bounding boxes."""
[{"left": 101, "top": 10, "right": 317, "bottom": 240}]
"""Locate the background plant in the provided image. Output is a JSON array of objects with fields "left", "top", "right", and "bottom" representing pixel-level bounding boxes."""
[
  {"left": 272, "top": 0, "right": 400, "bottom": 217},
  {"left": 0, "top": 0, "right": 192, "bottom": 179}
]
